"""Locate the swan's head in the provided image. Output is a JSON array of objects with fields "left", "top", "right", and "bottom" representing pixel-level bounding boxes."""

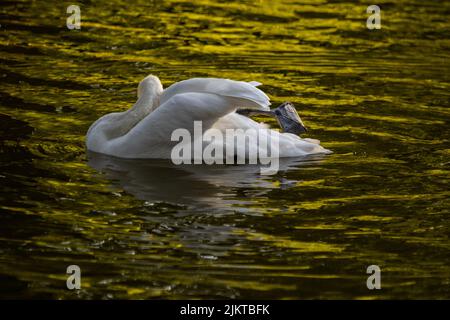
[{"left": 137, "top": 74, "right": 163, "bottom": 103}]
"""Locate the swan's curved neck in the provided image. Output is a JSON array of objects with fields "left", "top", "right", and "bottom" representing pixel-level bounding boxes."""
[{"left": 103, "top": 91, "right": 160, "bottom": 140}]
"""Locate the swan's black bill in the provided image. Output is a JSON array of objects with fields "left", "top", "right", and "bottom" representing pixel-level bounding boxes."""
[{"left": 236, "top": 102, "right": 308, "bottom": 136}]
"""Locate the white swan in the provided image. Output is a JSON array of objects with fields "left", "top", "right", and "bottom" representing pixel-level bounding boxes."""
[{"left": 86, "top": 75, "right": 331, "bottom": 159}]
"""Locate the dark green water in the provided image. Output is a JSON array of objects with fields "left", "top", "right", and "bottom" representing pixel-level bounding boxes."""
[{"left": 0, "top": 0, "right": 449, "bottom": 299}]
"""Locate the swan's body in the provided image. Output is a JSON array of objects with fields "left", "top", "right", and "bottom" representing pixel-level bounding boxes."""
[{"left": 86, "top": 75, "right": 331, "bottom": 159}]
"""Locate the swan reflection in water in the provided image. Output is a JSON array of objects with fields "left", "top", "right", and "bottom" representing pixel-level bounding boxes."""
[{"left": 87, "top": 151, "right": 327, "bottom": 213}]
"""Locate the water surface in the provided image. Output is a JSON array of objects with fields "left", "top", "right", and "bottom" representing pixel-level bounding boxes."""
[{"left": 0, "top": 0, "right": 449, "bottom": 299}]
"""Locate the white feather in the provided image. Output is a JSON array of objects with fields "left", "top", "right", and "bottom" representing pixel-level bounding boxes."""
[{"left": 160, "top": 78, "right": 270, "bottom": 111}]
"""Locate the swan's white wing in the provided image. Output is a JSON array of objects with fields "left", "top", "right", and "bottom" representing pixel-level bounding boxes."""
[
  {"left": 248, "top": 81, "right": 262, "bottom": 87},
  {"left": 160, "top": 78, "right": 270, "bottom": 111},
  {"left": 109, "top": 92, "right": 243, "bottom": 158}
]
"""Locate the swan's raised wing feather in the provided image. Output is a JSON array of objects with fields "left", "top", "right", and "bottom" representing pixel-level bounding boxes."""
[
  {"left": 112, "top": 92, "right": 243, "bottom": 158},
  {"left": 160, "top": 78, "right": 270, "bottom": 111}
]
